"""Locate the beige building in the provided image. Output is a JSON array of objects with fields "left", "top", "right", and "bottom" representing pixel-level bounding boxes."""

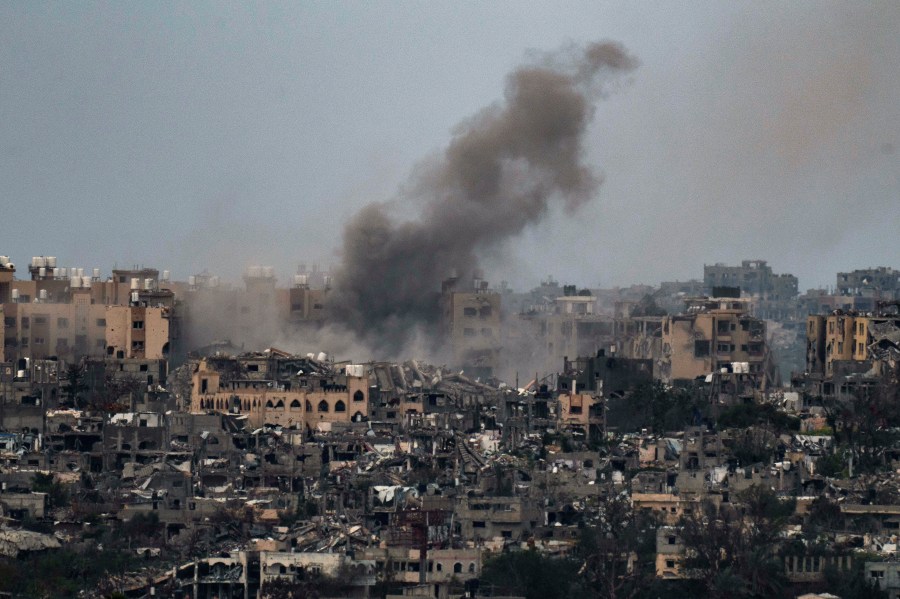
[
  {"left": 806, "top": 308, "right": 900, "bottom": 377},
  {"left": 623, "top": 296, "right": 774, "bottom": 389},
  {"left": 190, "top": 357, "right": 369, "bottom": 430},
  {"left": 441, "top": 276, "right": 502, "bottom": 378},
  {"left": 105, "top": 305, "right": 171, "bottom": 360}
]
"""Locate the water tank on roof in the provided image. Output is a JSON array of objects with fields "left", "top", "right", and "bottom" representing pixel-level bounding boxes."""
[
  {"left": 316, "top": 351, "right": 328, "bottom": 362},
  {"left": 39, "top": 289, "right": 48, "bottom": 301},
  {"left": 144, "top": 278, "right": 153, "bottom": 290},
  {"left": 46, "top": 256, "right": 56, "bottom": 268},
  {"left": 81, "top": 276, "right": 91, "bottom": 288},
  {"left": 77, "top": 268, "right": 85, "bottom": 278},
  {"left": 131, "top": 291, "right": 140, "bottom": 304},
  {"left": 162, "top": 270, "right": 170, "bottom": 281},
  {"left": 32, "top": 256, "right": 45, "bottom": 268},
  {"left": 0, "top": 256, "right": 8, "bottom": 266},
  {"left": 93, "top": 268, "right": 100, "bottom": 279},
  {"left": 70, "top": 276, "right": 81, "bottom": 289},
  {"left": 294, "top": 274, "right": 308, "bottom": 286},
  {"left": 130, "top": 278, "right": 140, "bottom": 290},
  {"left": 59, "top": 267, "right": 67, "bottom": 278},
  {"left": 38, "top": 267, "right": 46, "bottom": 278}
]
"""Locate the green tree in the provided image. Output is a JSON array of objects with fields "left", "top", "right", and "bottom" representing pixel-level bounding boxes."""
[{"left": 480, "top": 550, "right": 581, "bottom": 599}]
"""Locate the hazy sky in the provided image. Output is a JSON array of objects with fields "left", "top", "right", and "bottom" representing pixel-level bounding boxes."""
[{"left": 1, "top": 1, "right": 897, "bottom": 292}]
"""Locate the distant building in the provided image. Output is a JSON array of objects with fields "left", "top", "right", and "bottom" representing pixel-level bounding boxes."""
[{"left": 440, "top": 274, "right": 502, "bottom": 379}]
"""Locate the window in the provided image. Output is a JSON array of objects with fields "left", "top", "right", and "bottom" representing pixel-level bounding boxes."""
[
  {"left": 479, "top": 306, "right": 492, "bottom": 317},
  {"left": 139, "top": 364, "right": 148, "bottom": 372},
  {"left": 463, "top": 307, "right": 477, "bottom": 317},
  {"left": 20, "top": 337, "right": 28, "bottom": 347},
  {"left": 353, "top": 390, "right": 364, "bottom": 402},
  {"left": 318, "top": 400, "right": 329, "bottom": 412},
  {"left": 290, "top": 399, "right": 301, "bottom": 410},
  {"left": 33, "top": 337, "right": 45, "bottom": 345},
  {"left": 473, "top": 521, "right": 486, "bottom": 528},
  {"left": 666, "top": 560, "right": 675, "bottom": 569},
  {"left": 132, "top": 320, "right": 144, "bottom": 329},
  {"left": 247, "top": 364, "right": 259, "bottom": 372},
  {"left": 334, "top": 400, "right": 346, "bottom": 412},
  {"left": 57, "top": 317, "right": 68, "bottom": 328},
  {"left": 463, "top": 328, "right": 476, "bottom": 338},
  {"left": 96, "top": 318, "right": 106, "bottom": 327},
  {"left": 21, "top": 317, "right": 29, "bottom": 329},
  {"left": 3, "top": 317, "right": 14, "bottom": 327},
  {"left": 668, "top": 536, "right": 676, "bottom": 545},
  {"left": 33, "top": 317, "right": 47, "bottom": 324},
  {"left": 694, "top": 340, "right": 710, "bottom": 357},
  {"left": 131, "top": 341, "right": 144, "bottom": 351}
]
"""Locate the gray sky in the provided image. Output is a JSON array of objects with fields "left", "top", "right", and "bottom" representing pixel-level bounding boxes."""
[{"left": 1, "top": 1, "right": 897, "bottom": 292}]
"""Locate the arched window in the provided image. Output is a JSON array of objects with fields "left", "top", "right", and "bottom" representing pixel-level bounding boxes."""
[
  {"left": 275, "top": 399, "right": 285, "bottom": 409},
  {"left": 353, "top": 411, "right": 364, "bottom": 422},
  {"left": 353, "top": 390, "right": 364, "bottom": 402},
  {"left": 290, "top": 399, "right": 301, "bottom": 410},
  {"left": 468, "top": 563, "right": 475, "bottom": 573},
  {"left": 453, "top": 562, "right": 462, "bottom": 574},
  {"left": 436, "top": 563, "right": 443, "bottom": 572},
  {"left": 318, "top": 400, "right": 329, "bottom": 412},
  {"left": 265, "top": 400, "right": 274, "bottom": 408},
  {"left": 334, "top": 400, "right": 346, "bottom": 413}
]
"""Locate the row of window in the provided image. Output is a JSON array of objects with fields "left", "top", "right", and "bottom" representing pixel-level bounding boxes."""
[
  {"left": 266, "top": 398, "right": 348, "bottom": 413},
  {"left": 5, "top": 317, "right": 107, "bottom": 328}
]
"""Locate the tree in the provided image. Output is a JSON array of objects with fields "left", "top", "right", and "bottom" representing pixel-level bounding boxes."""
[
  {"left": 61, "top": 362, "right": 88, "bottom": 408},
  {"left": 574, "top": 492, "right": 659, "bottom": 599},
  {"left": 678, "top": 487, "right": 791, "bottom": 599},
  {"left": 480, "top": 550, "right": 581, "bottom": 599}
]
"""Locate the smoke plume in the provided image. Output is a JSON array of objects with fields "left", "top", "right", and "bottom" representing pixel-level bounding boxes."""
[{"left": 329, "top": 41, "right": 636, "bottom": 354}]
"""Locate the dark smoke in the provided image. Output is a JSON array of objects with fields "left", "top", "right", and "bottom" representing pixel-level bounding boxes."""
[{"left": 329, "top": 41, "right": 637, "bottom": 354}]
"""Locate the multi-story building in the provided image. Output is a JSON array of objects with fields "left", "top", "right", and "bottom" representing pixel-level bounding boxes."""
[
  {"left": 189, "top": 352, "right": 369, "bottom": 431},
  {"left": 703, "top": 260, "right": 798, "bottom": 300},
  {"left": 805, "top": 304, "right": 900, "bottom": 378},
  {"left": 623, "top": 295, "right": 775, "bottom": 389},
  {"left": 837, "top": 267, "right": 900, "bottom": 300},
  {"left": 440, "top": 275, "right": 502, "bottom": 379}
]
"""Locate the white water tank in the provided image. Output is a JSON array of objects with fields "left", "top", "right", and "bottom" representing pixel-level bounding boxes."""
[
  {"left": 93, "top": 268, "right": 100, "bottom": 279},
  {"left": 70, "top": 276, "right": 81, "bottom": 289},
  {"left": 59, "top": 267, "right": 67, "bottom": 278},
  {"left": 144, "top": 278, "right": 153, "bottom": 290},
  {"left": 46, "top": 256, "right": 57, "bottom": 268},
  {"left": 82, "top": 276, "right": 91, "bottom": 288},
  {"left": 11, "top": 289, "right": 19, "bottom": 301},
  {"left": 16, "top": 370, "right": 25, "bottom": 379},
  {"left": 188, "top": 275, "right": 196, "bottom": 286},
  {"left": 130, "top": 278, "right": 140, "bottom": 290},
  {"left": 77, "top": 268, "right": 85, "bottom": 278},
  {"left": 38, "top": 267, "right": 46, "bottom": 278},
  {"left": 316, "top": 351, "right": 328, "bottom": 362},
  {"left": 0, "top": 256, "right": 8, "bottom": 266},
  {"left": 162, "top": 270, "right": 170, "bottom": 281},
  {"left": 131, "top": 291, "right": 139, "bottom": 304},
  {"left": 39, "top": 289, "right": 48, "bottom": 301}
]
